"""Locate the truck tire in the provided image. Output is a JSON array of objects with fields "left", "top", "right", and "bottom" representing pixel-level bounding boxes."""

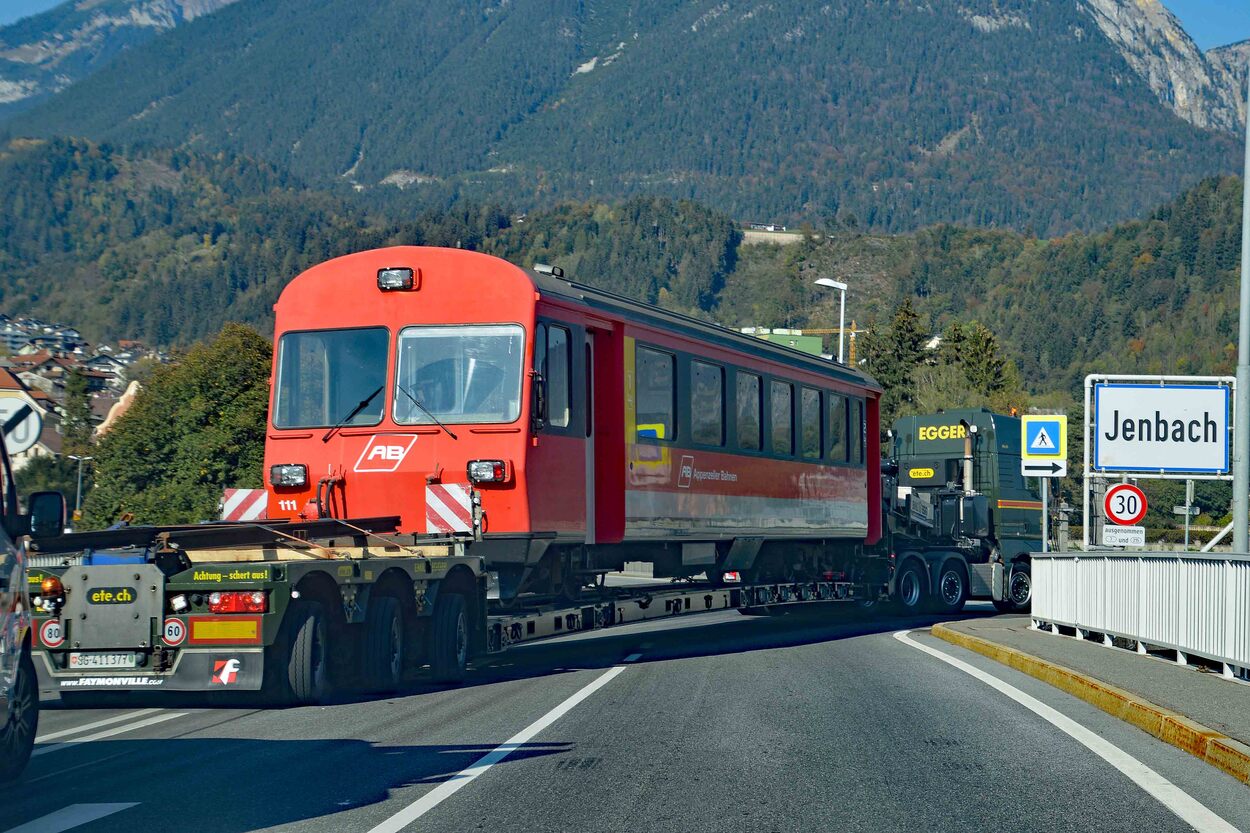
[
  {"left": 0, "top": 649, "right": 38, "bottom": 782},
  {"left": 286, "top": 601, "right": 330, "bottom": 705},
  {"left": 931, "top": 562, "right": 969, "bottom": 614},
  {"left": 430, "top": 592, "right": 468, "bottom": 684},
  {"left": 363, "top": 595, "right": 405, "bottom": 693},
  {"left": 1005, "top": 562, "right": 1032, "bottom": 613},
  {"left": 894, "top": 561, "right": 928, "bottom": 614}
]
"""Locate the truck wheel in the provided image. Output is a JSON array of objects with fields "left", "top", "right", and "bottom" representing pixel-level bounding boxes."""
[
  {"left": 363, "top": 595, "right": 405, "bottom": 693},
  {"left": 1006, "top": 562, "right": 1032, "bottom": 612},
  {"left": 0, "top": 649, "right": 38, "bottom": 782},
  {"left": 931, "top": 562, "right": 969, "bottom": 614},
  {"left": 430, "top": 593, "right": 468, "bottom": 684},
  {"left": 894, "top": 562, "right": 928, "bottom": 614},
  {"left": 287, "top": 601, "right": 330, "bottom": 705}
]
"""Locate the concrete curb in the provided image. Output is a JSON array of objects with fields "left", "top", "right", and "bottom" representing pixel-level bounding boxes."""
[{"left": 931, "top": 623, "right": 1250, "bottom": 787}]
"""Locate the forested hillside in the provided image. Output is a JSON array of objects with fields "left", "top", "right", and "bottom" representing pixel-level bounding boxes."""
[
  {"left": 0, "top": 139, "right": 739, "bottom": 344},
  {"left": 3, "top": 0, "right": 1239, "bottom": 235},
  {"left": 0, "top": 138, "right": 1243, "bottom": 400}
]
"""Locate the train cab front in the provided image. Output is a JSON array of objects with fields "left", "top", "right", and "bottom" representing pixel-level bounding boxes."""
[{"left": 263, "top": 247, "right": 537, "bottom": 542}]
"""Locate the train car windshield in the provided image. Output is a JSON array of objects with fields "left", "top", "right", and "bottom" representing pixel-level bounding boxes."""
[
  {"left": 273, "top": 327, "right": 389, "bottom": 428},
  {"left": 394, "top": 324, "right": 525, "bottom": 425}
]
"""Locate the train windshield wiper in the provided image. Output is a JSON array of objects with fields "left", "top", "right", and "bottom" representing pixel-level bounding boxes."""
[
  {"left": 398, "top": 385, "right": 458, "bottom": 440},
  {"left": 322, "top": 385, "right": 383, "bottom": 443}
]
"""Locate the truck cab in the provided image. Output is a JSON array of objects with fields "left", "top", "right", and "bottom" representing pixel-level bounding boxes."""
[{"left": 884, "top": 409, "right": 1042, "bottom": 614}]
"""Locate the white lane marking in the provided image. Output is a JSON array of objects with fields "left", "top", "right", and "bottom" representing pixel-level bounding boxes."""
[
  {"left": 36, "top": 709, "right": 160, "bottom": 743},
  {"left": 894, "top": 630, "right": 1240, "bottom": 833},
  {"left": 2, "top": 803, "right": 139, "bottom": 833},
  {"left": 32, "top": 711, "right": 187, "bottom": 757},
  {"left": 623, "top": 653, "right": 642, "bottom": 662},
  {"left": 368, "top": 665, "right": 629, "bottom": 833}
]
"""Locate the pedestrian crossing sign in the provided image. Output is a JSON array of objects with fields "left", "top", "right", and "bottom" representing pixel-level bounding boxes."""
[{"left": 1021, "top": 415, "right": 1066, "bottom": 460}]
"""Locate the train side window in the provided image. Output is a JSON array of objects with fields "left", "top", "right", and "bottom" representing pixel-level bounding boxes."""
[
  {"left": 691, "top": 360, "right": 724, "bottom": 446},
  {"left": 636, "top": 346, "right": 675, "bottom": 442},
  {"left": 770, "top": 381, "right": 793, "bottom": 456},
  {"left": 828, "top": 393, "right": 847, "bottom": 463},
  {"left": 800, "top": 387, "right": 822, "bottom": 459},
  {"left": 546, "top": 325, "right": 571, "bottom": 428},
  {"left": 850, "top": 398, "right": 864, "bottom": 465},
  {"left": 736, "top": 372, "right": 762, "bottom": 450}
]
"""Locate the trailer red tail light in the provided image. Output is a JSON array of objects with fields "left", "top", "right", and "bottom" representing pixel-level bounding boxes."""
[
  {"left": 208, "top": 591, "right": 268, "bottom": 614},
  {"left": 467, "top": 460, "right": 508, "bottom": 483}
]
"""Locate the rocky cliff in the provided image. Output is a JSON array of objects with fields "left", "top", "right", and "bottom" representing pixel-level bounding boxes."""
[{"left": 1080, "top": 0, "right": 1245, "bottom": 133}]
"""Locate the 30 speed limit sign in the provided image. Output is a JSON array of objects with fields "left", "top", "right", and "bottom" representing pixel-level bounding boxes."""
[{"left": 1104, "top": 483, "right": 1148, "bottom": 526}]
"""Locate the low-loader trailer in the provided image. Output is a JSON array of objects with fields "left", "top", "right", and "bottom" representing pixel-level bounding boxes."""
[{"left": 27, "top": 516, "right": 882, "bottom": 703}]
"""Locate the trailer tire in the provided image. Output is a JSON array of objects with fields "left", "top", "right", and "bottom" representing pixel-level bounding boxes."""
[
  {"left": 430, "top": 593, "right": 468, "bottom": 684},
  {"left": 363, "top": 595, "right": 405, "bottom": 693},
  {"left": 286, "top": 601, "right": 330, "bottom": 705},
  {"left": 931, "top": 562, "right": 969, "bottom": 614},
  {"left": 894, "top": 561, "right": 928, "bottom": 614},
  {"left": 0, "top": 648, "right": 38, "bottom": 782}
]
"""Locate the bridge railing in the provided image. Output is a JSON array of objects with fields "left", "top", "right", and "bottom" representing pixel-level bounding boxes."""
[{"left": 1031, "top": 551, "right": 1250, "bottom": 678}]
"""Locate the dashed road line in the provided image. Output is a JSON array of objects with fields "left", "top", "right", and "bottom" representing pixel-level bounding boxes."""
[
  {"left": 367, "top": 663, "right": 632, "bottom": 832},
  {"left": 1, "top": 803, "right": 138, "bottom": 833},
  {"left": 33, "top": 712, "right": 187, "bottom": 757},
  {"left": 895, "top": 630, "right": 1240, "bottom": 833},
  {"left": 35, "top": 709, "right": 160, "bottom": 743}
]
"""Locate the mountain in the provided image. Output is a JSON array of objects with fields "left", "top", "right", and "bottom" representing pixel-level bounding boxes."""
[
  {"left": 0, "top": 138, "right": 1244, "bottom": 400},
  {"left": 0, "top": 0, "right": 240, "bottom": 119},
  {"left": 3, "top": 0, "right": 1242, "bottom": 236}
]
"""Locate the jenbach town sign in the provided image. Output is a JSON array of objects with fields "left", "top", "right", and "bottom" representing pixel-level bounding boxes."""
[{"left": 1092, "top": 381, "right": 1230, "bottom": 476}]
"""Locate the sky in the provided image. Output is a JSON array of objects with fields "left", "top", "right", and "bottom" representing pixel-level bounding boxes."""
[{"left": 0, "top": 0, "right": 1248, "bottom": 46}]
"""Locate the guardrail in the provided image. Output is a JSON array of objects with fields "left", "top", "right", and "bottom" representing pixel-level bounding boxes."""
[{"left": 1032, "top": 551, "right": 1250, "bottom": 679}]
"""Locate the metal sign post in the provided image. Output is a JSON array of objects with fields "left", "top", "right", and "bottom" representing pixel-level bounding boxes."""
[
  {"left": 1021, "top": 415, "right": 1067, "bottom": 553},
  {"left": 1235, "top": 71, "right": 1250, "bottom": 552}
]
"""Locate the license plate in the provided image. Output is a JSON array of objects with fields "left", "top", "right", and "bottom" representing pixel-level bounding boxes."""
[{"left": 68, "top": 652, "right": 138, "bottom": 669}]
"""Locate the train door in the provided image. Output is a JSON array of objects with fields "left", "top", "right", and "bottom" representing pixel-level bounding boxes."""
[{"left": 585, "top": 334, "right": 596, "bottom": 545}]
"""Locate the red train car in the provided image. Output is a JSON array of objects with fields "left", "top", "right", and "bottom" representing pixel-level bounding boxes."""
[{"left": 263, "top": 247, "right": 882, "bottom": 599}]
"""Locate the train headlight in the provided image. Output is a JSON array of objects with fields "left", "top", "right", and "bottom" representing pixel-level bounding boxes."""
[
  {"left": 378, "top": 267, "right": 415, "bottom": 291},
  {"left": 270, "top": 463, "right": 308, "bottom": 487},
  {"left": 467, "top": 460, "right": 508, "bottom": 483}
]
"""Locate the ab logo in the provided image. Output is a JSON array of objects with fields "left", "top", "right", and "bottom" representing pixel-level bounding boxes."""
[{"left": 354, "top": 435, "right": 418, "bottom": 473}]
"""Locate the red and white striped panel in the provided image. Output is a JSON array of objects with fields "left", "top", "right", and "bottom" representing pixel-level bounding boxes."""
[
  {"left": 221, "top": 488, "right": 268, "bottom": 522},
  {"left": 425, "top": 484, "right": 473, "bottom": 534}
]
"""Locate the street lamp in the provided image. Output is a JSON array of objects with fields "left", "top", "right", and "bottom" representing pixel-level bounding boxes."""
[
  {"left": 67, "top": 454, "right": 93, "bottom": 517},
  {"left": 814, "top": 278, "right": 849, "bottom": 363}
]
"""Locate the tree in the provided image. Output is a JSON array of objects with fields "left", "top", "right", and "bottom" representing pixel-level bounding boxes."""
[
  {"left": 82, "top": 324, "right": 271, "bottom": 527},
  {"left": 61, "top": 367, "right": 94, "bottom": 456},
  {"left": 862, "top": 300, "right": 928, "bottom": 425},
  {"left": 15, "top": 456, "right": 85, "bottom": 505}
]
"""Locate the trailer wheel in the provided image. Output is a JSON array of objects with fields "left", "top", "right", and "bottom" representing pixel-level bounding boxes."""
[
  {"left": 0, "top": 649, "right": 38, "bottom": 782},
  {"left": 894, "top": 561, "right": 928, "bottom": 614},
  {"left": 430, "top": 592, "right": 468, "bottom": 684},
  {"left": 1006, "top": 562, "right": 1032, "bottom": 613},
  {"left": 363, "top": 595, "right": 405, "bottom": 693},
  {"left": 286, "top": 601, "right": 330, "bottom": 705},
  {"left": 931, "top": 562, "right": 969, "bottom": 614}
]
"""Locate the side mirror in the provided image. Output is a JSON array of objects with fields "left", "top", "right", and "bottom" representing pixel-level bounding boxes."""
[
  {"left": 961, "top": 495, "right": 991, "bottom": 539},
  {"left": 28, "top": 491, "right": 66, "bottom": 539},
  {"left": 530, "top": 372, "right": 547, "bottom": 432}
]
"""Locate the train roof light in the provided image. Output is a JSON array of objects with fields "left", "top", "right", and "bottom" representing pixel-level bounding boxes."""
[
  {"left": 378, "top": 267, "right": 416, "bottom": 291},
  {"left": 533, "top": 263, "right": 564, "bottom": 278}
]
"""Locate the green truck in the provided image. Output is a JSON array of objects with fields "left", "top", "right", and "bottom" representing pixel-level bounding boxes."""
[{"left": 881, "top": 409, "right": 1042, "bottom": 615}]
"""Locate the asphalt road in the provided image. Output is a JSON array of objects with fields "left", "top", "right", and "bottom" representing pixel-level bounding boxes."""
[{"left": 4, "top": 602, "right": 1250, "bottom": 833}]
